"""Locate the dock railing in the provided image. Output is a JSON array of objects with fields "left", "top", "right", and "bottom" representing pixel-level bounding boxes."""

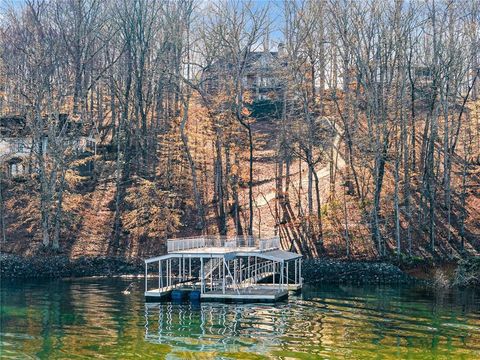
[
  {"left": 167, "top": 237, "right": 207, "bottom": 252},
  {"left": 167, "top": 235, "right": 280, "bottom": 253},
  {"left": 258, "top": 237, "right": 280, "bottom": 251}
]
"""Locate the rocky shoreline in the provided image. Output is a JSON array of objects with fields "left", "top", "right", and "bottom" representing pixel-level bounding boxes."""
[
  {"left": 2, "top": 253, "right": 414, "bottom": 284},
  {"left": 302, "top": 258, "right": 414, "bottom": 285},
  {"left": 1, "top": 253, "right": 143, "bottom": 279}
]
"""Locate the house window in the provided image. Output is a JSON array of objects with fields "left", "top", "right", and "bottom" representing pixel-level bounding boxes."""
[
  {"left": 17, "top": 142, "right": 26, "bottom": 153},
  {"left": 10, "top": 163, "right": 24, "bottom": 177},
  {"left": 261, "top": 77, "right": 272, "bottom": 87},
  {"left": 39, "top": 137, "right": 48, "bottom": 156}
]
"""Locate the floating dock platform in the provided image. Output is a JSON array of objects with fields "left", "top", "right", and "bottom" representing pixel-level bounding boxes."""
[{"left": 144, "top": 236, "right": 302, "bottom": 303}]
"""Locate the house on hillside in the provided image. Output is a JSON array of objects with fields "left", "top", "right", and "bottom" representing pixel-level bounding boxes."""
[
  {"left": 241, "top": 44, "right": 286, "bottom": 101},
  {"left": 0, "top": 114, "right": 98, "bottom": 178},
  {"left": 0, "top": 115, "right": 33, "bottom": 177},
  {"left": 202, "top": 43, "right": 287, "bottom": 119},
  {"left": 413, "top": 65, "right": 434, "bottom": 87}
]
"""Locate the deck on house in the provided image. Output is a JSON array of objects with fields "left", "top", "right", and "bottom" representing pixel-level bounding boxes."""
[{"left": 144, "top": 236, "right": 302, "bottom": 303}]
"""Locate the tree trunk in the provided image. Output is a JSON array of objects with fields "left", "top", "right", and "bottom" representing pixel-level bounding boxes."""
[
  {"left": 311, "top": 165, "right": 324, "bottom": 250},
  {"left": 0, "top": 167, "right": 6, "bottom": 243},
  {"left": 113, "top": 40, "right": 133, "bottom": 249},
  {"left": 214, "top": 134, "right": 227, "bottom": 235},
  {"left": 180, "top": 98, "right": 205, "bottom": 231},
  {"left": 53, "top": 168, "right": 66, "bottom": 250}
]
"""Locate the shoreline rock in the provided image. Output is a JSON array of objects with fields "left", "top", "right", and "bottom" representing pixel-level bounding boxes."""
[
  {"left": 302, "top": 258, "right": 414, "bottom": 285},
  {"left": 1, "top": 253, "right": 143, "bottom": 279},
  {"left": 1, "top": 254, "right": 418, "bottom": 285},
  {"left": 453, "top": 257, "right": 480, "bottom": 288}
]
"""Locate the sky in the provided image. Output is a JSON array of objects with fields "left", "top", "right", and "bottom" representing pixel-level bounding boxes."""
[{"left": 0, "top": 0, "right": 286, "bottom": 49}]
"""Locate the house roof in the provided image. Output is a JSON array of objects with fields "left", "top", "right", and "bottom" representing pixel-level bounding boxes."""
[
  {"left": 203, "top": 50, "right": 283, "bottom": 75},
  {"left": 245, "top": 51, "right": 278, "bottom": 62}
]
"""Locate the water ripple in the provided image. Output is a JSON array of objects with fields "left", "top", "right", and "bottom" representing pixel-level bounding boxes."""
[{"left": 1, "top": 280, "right": 479, "bottom": 359}]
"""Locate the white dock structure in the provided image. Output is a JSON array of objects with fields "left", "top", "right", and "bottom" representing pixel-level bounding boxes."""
[{"left": 144, "top": 236, "right": 303, "bottom": 303}]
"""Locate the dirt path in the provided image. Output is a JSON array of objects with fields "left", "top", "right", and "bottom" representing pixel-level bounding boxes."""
[{"left": 254, "top": 119, "right": 345, "bottom": 208}]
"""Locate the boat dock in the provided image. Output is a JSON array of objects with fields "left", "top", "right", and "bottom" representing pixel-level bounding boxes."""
[{"left": 144, "top": 236, "right": 302, "bottom": 303}]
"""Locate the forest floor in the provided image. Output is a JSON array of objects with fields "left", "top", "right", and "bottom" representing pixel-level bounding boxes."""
[
  {"left": 240, "top": 112, "right": 480, "bottom": 261},
  {"left": 250, "top": 118, "right": 345, "bottom": 236},
  {"left": 238, "top": 115, "right": 378, "bottom": 259}
]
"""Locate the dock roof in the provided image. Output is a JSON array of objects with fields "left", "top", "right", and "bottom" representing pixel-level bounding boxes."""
[
  {"left": 144, "top": 248, "right": 301, "bottom": 264},
  {"left": 255, "top": 250, "right": 302, "bottom": 262}
]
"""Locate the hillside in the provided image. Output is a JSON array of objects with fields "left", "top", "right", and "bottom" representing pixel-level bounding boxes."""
[
  {"left": 2, "top": 101, "right": 479, "bottom": 262},
  {"left": 1, "top": 0, "right": 479, "bottom": 267}
]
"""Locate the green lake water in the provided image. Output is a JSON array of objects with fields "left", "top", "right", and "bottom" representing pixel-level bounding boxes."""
[{"left": 1, "top": 278, "right": 479, "bottom": 359}]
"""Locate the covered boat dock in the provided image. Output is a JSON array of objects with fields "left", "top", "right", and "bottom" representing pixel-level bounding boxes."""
[{"left": 144, "top": 236, "right": 303, "bottom": 302}]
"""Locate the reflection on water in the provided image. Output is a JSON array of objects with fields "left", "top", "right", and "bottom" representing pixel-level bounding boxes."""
[
  {"left": 1, "top": 278, "right": 479, "bottom": 359},
  {"left": 144, "top": 302, "right": 289, "bottom": 354}
]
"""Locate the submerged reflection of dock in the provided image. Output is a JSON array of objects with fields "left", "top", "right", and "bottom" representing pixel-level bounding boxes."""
[{"left": 144, "top": 302, "right": 290, "bottom": 353}]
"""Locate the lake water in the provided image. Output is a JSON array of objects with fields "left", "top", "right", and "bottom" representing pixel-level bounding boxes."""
[{"left": 1, "top": 277, "right": 479, "bottom": 359}]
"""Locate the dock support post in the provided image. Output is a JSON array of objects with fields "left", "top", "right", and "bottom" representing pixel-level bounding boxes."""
[
  {"left": 299, "top": 259, "right": 302, "bottom": 285},
  {"left": 280, "top": 262, "right": 284, "bottom": 290},
  {"left": 178, "top": 257, "right": 181, "bottom": 282},
  {"left": 200, "top": 257, "right": 204, "bottom": 294},
  {"left": 286, "top": 262, "right": 289, "bottom": 285},
  {"left": 183, "top": 256, "right": 185, "bottom": 280},
  {"left": 145, "top": 263, "right": 148, "bottom": 292},
  {"left": 234, "top": 259, "right": 237, "bottom": 283},
  {"left": 210, "top": 256, "right": 213, "bottom": 291},
  {"left": 295, "top": 259, "right": 298, "bottom": 285},
  {"left": 273, "top": 262, "right": 275, "bottom": 285},
  {"left": 160, "top": 260, "right": 163, "bottom": 289},
  {"left": 158, "top": 260, "right": 161, "bottom": 290},
  {"left": 239, "top": 258, "right": 242, "bottom": 283},
  {"left": 222, "top": 258, "right": 226, "bottom": 294},
  {"left": 168, "top": 259, "right": 171, "bottom": 287}
]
